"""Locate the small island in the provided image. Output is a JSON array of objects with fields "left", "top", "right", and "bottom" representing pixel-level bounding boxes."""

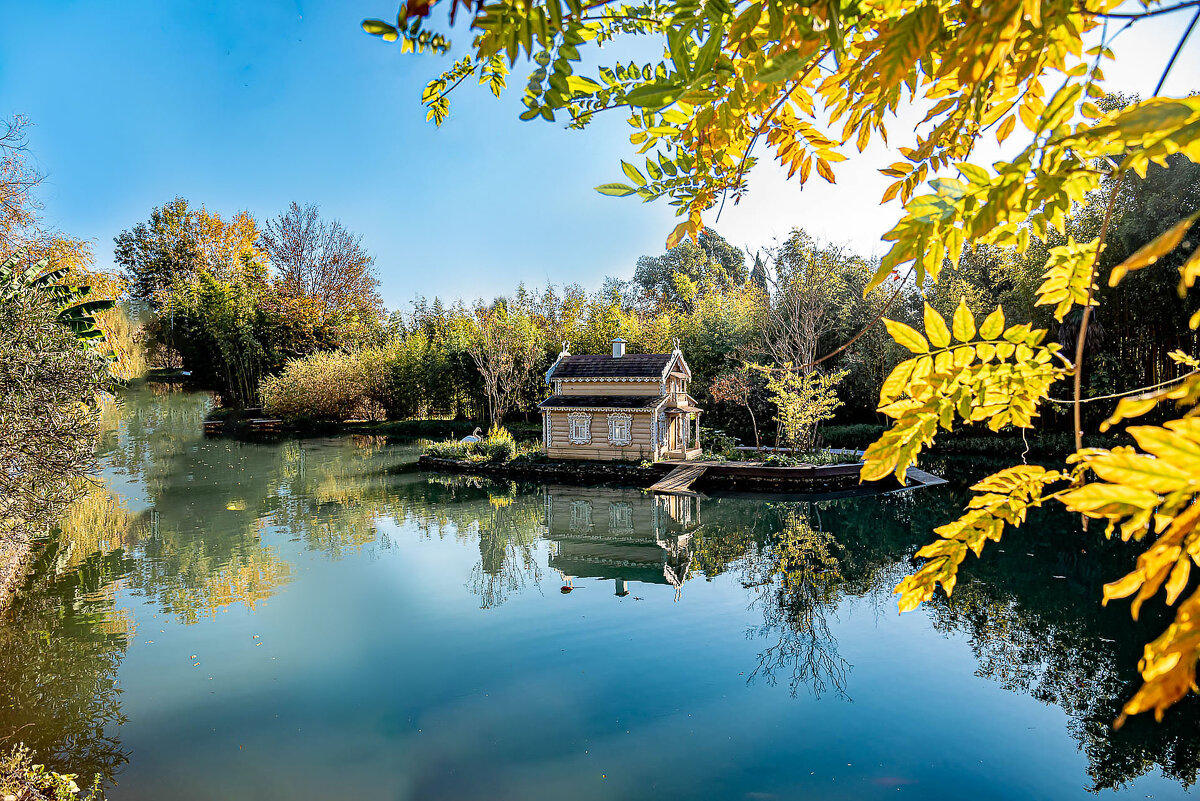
[{"left": 420, "top": 338, "right": 944, "bottom": 497}]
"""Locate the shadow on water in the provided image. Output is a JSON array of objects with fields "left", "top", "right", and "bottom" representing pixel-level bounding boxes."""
[{"left": 1, "top": 385, "right": 1199, "bottom": 796}]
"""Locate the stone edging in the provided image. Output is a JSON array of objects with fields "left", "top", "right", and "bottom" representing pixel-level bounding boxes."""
[{"left": 416, "top": 455, "right": 897, "bottom": 493}]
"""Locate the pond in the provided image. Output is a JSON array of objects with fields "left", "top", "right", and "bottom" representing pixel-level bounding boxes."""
[{"left": 1, "top": 385, "right": 1197, "bottom": 800}]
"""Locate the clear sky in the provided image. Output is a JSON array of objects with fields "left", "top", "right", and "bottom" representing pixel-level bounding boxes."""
[{"left": 1, "top": 1, "right": 1196, "bottom": 309}]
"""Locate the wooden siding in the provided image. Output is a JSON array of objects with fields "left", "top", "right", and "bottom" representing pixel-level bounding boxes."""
[
  {"left": 559, "top": 380, "right": 663, "bottom": 396},
  {"left": 546, "top": 410, "right": 659, "bottom": 461}
]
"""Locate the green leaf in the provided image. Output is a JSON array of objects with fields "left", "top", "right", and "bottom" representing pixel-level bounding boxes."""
[
  {"left": 752, "top": 50, "right": 807, "bottom": 83},
  {"left": 623, "top": 81, "right": 686, "bottom": 109},
  {"left": 621, "top": 160, "right": 647, "bottom": 186},
  {"left": 362, "top": 19, "right": 399, "bottom": 41},
  {"left": 595, "top": 183, "right": 638, "bottom": 197}
]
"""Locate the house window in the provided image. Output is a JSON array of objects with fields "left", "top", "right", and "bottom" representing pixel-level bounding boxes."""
[
  {"left": 568, "top": 413, "right": 591, "bottom": 444},
  {"left": 608, "top": 413, "right": 633, "bottom": 446},
  {"left": 570, "top": 500, "right": 593, "bottom": 530},
  {"left": 609, "top": 502, "right": 633, "bottom": 531}
]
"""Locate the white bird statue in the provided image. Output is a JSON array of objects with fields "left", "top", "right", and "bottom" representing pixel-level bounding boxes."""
[{"left": 460, "top": 427, "right": 483, "bottom": 444}]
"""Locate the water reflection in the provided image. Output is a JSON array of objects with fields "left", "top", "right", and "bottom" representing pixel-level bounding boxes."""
[
  {"left": 544, "top": 488, "right": 699, "bottom": 600},
  {"left": 1, "top": 386, "right": 1199, "bottom": 796}
]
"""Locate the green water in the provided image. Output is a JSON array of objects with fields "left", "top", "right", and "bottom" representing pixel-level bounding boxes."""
[{"left": 1, "top": 385, "right": 1197, "bottom": 800}]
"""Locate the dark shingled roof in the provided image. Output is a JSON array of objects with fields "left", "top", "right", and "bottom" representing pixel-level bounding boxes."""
[
  {"left": 538, "top": 395, "right": 663, "bottom": 410},
  {"left": 549, "top": 353, "right": 674, "bottom": 380}
]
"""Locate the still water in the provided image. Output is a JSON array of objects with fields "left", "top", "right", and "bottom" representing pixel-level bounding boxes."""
[{"left": 2, "top": 385, "right": 1198, "bottom": 800}]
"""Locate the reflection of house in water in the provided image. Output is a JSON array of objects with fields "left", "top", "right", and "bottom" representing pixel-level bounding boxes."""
[{"left": 543, "top": 486, "right": 700, "bottom": 599}]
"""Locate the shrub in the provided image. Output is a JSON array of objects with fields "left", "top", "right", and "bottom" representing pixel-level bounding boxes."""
[
  {"left": 483, "top": 437, "right": 517, "bottom": 462},
  {"left": 422, "top": 439, "right": 472, "bottom": 459},
  {"left": 1, "top": 744, "right": 102, "bottom": 801},
  {"left": 260, "top": 349, "right": 384, "bottom": 422},
  {"left": 701, "top": 427, "right": 740, "bottom": 458},
  {"left": 1, "top": 289, "right": 109, "bottom": 548}
]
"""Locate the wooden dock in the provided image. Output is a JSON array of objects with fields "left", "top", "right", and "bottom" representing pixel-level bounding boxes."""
[
  {"left": 648, "top": 464, "right": 708, "bottom": 496},
  {"left": 202, "top": 418, "right": 282, "bottom": 436}
]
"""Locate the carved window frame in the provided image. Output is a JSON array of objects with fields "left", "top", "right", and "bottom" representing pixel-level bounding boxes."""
[
  {"left": 568, "top": 412, "right": 592, "bottom": 445},
  {"left": 607, "top": 413, "right": 633, "bottom": 446},
  {"left": 609, "top": 502, "right": 633, "bottom": 532},
  {"left": 570, "top": 500, "right": 593, "bottom": 530}
]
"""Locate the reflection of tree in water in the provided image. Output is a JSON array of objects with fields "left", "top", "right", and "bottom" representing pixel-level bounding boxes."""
[
  {"left": 0, "top": 542, "right": 132, "bottom": 787},
  {"left": 922, "top": 526, "right": 1200, "bottom": 792},
  {"left": 814, "top": 476, "right": 1200, "bottom": 792},
  {"left": 468, "top": 484, "right": 545, "bottom": 609},
  {"left": 22, "top": 387, "right": 1200, "bottom": 795},
  {"left": 740, "top": 510, "right": 851, "bottom": 699}
]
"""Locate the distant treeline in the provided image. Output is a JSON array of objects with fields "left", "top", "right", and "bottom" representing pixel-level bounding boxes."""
[{"left": 115, "top": 154, "right": 1199, "bottom": 445}]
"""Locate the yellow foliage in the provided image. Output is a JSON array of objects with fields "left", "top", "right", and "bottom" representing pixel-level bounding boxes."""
[{"left": 863, "top": 302, "right": 1067, "bottom": 482}]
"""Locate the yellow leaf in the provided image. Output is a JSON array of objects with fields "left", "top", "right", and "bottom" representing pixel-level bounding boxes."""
[
  {"left": 883, "top": 318, "right": 929, "bottom": 353},
  {"left": 1103, "top": 570, "right": 1144, "bottom": 603},
  {"left": 1060, "top": 482, "right": 1161, "bottom": 517},
  {"left": 924, "top": 303, "right": 950, "bottom": 348},
  {"left": 996, "top": 114, "right": 1016, "bottom": 144},
  {"left": 879, "top": 358, "right": 917, "bottom": 404},
  {"left": 815, "top": 157, "right": 836, "bottom": 183},
  {"left": 979, "top": 307, "right": 1006, "bottom": 340},
  {"left": 951, "top": 298, "right": 976, "bottom": 342}
]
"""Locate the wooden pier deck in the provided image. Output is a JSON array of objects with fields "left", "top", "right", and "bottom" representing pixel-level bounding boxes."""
[{"left": 647, "top": 464, "right": 708, "bottom": 496}]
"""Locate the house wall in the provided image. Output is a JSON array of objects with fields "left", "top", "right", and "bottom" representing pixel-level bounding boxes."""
[
  {"left": 558, "top": 380, "right": 663, "bottom": 396},
  {"left": 545, "top": 410, "right": 658, "bottom": 461}
]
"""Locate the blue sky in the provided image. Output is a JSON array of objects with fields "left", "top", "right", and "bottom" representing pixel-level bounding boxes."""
[{"left": 1, "top": 1, "right": 1196, "bottom": 309}]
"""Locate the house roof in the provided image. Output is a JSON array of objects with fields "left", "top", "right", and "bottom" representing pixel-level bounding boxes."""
[
  {"left": 538, "top": 395, "right": 664, "bottom": 411},
  {"left": 546, "top": 353, "right": 683, "bottom": 382}
]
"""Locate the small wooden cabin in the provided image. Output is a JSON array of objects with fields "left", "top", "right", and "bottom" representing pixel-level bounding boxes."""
[{"left": 538, "top": 338, "right": 702, "bottom": 461}]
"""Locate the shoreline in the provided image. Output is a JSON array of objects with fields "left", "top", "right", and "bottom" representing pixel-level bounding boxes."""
[
  {"left": 0, "top": 539, "right": 35, "bottom": 615},
  {"left": 417, "top": 454, "right": 946, "bottom": 496}
]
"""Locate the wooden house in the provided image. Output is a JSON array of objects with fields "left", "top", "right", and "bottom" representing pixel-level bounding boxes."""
[{"left": 538, "top": 339, "right": 702, "bottom": 461}]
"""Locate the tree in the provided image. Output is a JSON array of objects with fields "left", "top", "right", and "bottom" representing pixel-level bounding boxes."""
[
  {"left": 632, "top": 227, "right": 745, "bottom": 312},
  {"left": 259, "top": 202, "right": 383, "bottom": 324},
  {"left": 463, "top": 304, "right": 542, "bottom": 426},
  {"left": 0, "top": 115, "right": 41, "bottom": 255},
  {"left": 753, "top": 229, "right": 857, "bottom": 371},
  {"left": 114, "top": 198, "right": 265, "bottom": 305},
  {"left": 363, "top": 0, "right": 1200, "bottom": 723},
  {"left": 756, "top": 364, "right": 848, "bottom": 451},
  {"left": 710, "top": 367, "right": 762, "bottom": 451}
]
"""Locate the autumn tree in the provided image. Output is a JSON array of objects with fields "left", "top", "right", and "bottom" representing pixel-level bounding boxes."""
[
  {"left": 259, "top": 201, "right": 383, "bottom": 323},
  {"left": 115, "top": 198, "right": 266, "bottom": 305},
  {"left": 710, "top": 366, "right": 762, "bottom": 451},
  {"left": 364, "top": 0, "right": 1200, "bottom": 724}
]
